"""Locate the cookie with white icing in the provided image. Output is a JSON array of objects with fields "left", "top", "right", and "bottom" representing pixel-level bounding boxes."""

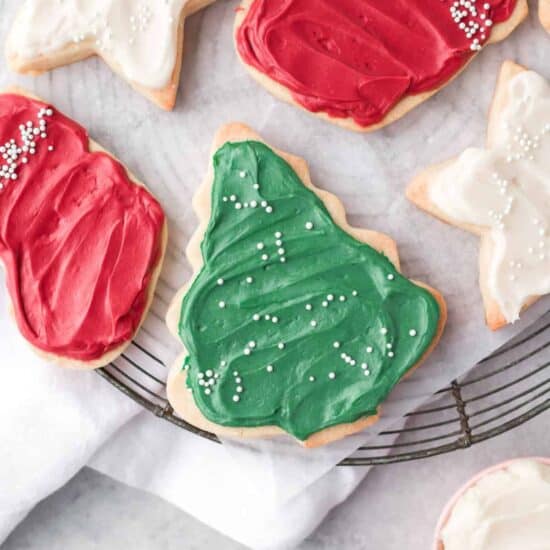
[
  {"left": 166, "top": 123, "right": 446, "bottom": 447},
  {"left": 408, "top": 61, "right": 550, "bottom": 330},
  {"left": 0, "top": 87, "right": 167, "bottom": 369},
  {"left": 234, "top": 0, "right": 528, "bottom": 132},
  {"left": 5, "top": 0, "right": 216, "bottom": 110}
]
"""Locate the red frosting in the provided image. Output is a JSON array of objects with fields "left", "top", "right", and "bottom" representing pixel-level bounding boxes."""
[
  {"left": 236, "top": 0, "right": 518, "bottom": 127},
  {"left": 0, "top": 94, "right": 165, "bottom": 361}
]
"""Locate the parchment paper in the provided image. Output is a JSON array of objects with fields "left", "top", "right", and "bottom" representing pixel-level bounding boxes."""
[{"left": 0, "top": 0, "right": 548, "bottom": 507}]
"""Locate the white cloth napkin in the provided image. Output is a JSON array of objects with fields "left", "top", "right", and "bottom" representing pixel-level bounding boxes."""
[
  {"left": 0, "top": 286, "right": 369, "bottom": 550},
  {"left": 90, "top": 413, "right": 368, "bottom": 550}
]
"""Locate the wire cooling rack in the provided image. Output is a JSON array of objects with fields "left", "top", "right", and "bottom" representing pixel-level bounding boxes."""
[{"left": 97, "top": 305, "right": 550, "bottom": 466}]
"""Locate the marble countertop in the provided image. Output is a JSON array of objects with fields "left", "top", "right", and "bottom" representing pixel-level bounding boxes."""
[{"left": 3, "top": 411, "right": 549, "bottom": 550}]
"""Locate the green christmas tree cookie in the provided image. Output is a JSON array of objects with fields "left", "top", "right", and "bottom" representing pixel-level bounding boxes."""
[{"left": 167, "top": 124, "right": 446, "bottom": 447}]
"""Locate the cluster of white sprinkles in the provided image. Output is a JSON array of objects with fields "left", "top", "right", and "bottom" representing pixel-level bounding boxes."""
[
  {"left": 505, "top": 122, "right": 547, "bottom": 163},
  {"left": 232, "top": 371, "right": 243, "bottom": 402},
  {"left": 449, "top": 0, "right": 494, "bottom": 51},
  {"left": 197, "top": 368, "right": 220, "bottom": 396},
  {"left": 69, "top": 1, "right": 175, "bottom": 49},
  {"left": 486, "top": 120, "right": 550, "bottom": 272},
  {"left": 198, "top": 168, "right": 423, "bottom": 402},
  {"left": 254, "top": 229, "right": 288, "bottom": 263},
  {"left": 0, "top": 107, "right": 54, "bottom": 189}
]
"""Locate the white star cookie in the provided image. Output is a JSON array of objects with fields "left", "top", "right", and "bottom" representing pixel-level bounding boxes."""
[
  {"left": 541, "top": 0, "right": 550, "bottom": 32},
  {"left": 5, "top": 0, "right": 216, "bottom": 110},
  {"left": 408, "top": 61, "right": 550, "bottom": 330}
]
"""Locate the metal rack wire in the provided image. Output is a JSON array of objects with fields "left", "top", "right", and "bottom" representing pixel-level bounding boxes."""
[{"left": 97, "top": 308, "right": 550, "bottom": 466}]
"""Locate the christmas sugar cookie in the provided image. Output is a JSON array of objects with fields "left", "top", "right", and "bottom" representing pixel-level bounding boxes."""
[
  {"left": 408, "top": 61, "right": 550, "bottom": 330},
  {"left": 5, "top": 0, "right": 216, "bottom": 110},
  {"left": 0, "top": 89, "right": 167, "bottom": 368},
  {"left": 234, "top": 0, "right": 528, "bottom": 132},
  {"left": 166, "top": 123, "right": 446, "bottom": 447},
  {"left": 541, "top": 0, "right": 550, "bottom": 31}
]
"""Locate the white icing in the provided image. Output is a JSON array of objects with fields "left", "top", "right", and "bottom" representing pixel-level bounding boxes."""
[
  {"left": 441, "top": 460, "right": 550, "bottom": 550},
  {"left": 429, "top": 71, "right": 550, "bottom": 323},
  {"left": 7, "top": 0, "right": 192, "bottom": 89}
]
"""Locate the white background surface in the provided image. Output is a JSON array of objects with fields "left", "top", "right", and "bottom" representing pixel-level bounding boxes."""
[
  {"left": 0, "top": 0, "right": 549, "bottom": 548},
  {"left": 2, "top": 412, "right": 549, "bottom": 550}
]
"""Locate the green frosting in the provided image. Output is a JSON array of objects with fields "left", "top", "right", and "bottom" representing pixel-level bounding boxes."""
[{"left": 178, "top": 141, "right": 441, "bottom": 441}]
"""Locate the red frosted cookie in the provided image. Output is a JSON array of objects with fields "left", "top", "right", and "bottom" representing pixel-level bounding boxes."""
[
  {"left": 234, "top": 0, "right": 528, "bottom": 132},
  {"left": 0, "top": 89, "right": 167, "bottom": 368}
]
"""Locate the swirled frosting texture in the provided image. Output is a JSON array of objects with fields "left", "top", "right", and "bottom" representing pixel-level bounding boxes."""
[
  {"left": 7, "top": 0, "right": 192, "bottom": 89},
  {"left": 0, "top": 94, "right": 165, "bottom": 361},
  {"left": 429, "top": 70, "right": 550, "bottom": 323},
  {"left": 441, "top": 460, "right": 550, "bottom": 550},
  {"left": 236, "top": 0, "right": 517, "bottom": 127},
  {"left": 178, "top": 141, "right": 441, "bottom": 440}
]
